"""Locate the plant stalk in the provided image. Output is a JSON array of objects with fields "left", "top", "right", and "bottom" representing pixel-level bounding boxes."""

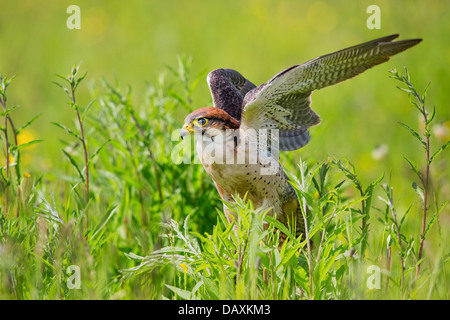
[
  {"left": 69, "top": 81, "right": 90, "bottom": 233},
  {"left": 0, "top": 93, "right": 10, "bottom": 216},
  {"left": 405, "top": 77, "right": 430, "bottom": 281},
  {"left": 416, "top": 108, "right": 430, "bottom": 280},
  {"left": 2, "top": 110, "right": 9, "bottom": 216}
]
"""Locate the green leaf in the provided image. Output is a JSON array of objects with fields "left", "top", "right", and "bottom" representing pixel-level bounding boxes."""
[
  {"left": 191, "top": 280, "right": 204, "bottom": 296},
  {"left": 430, "top": 140, "right": 450, "bottom": 163},
  {"left": 189, "top": 68, "right": 208, "bottom": 92},
  {"left": 165, "top": 284, "right": 198, "bottom": 300},
  {"left": 203, "top": 277, "right": 220, "bottom": 300},
  {"left": 74, "top": 71, "right": 87, "bottom": 90},
  {"left": 88, "top": 139, "right": 111, "bottom": 164},
  {"left": 397, "top": 122, "right": 426, "bottom": 149},
  {"left": 0, "top": 167, "right": 9, "bottom": 184},
  {"left": 399, "top": 204, "right": 413, "bottom": 229},
  {"left": 91, "top": 205, "right": 118, "bottom": 240},
  {"left": 423, "top": 201, "right": 447, "bottom": 238},
  {"left": 61, "top": 149, "right": 84, "bottom": 182},
  {"left": 17, "top": 113, "right": 43, "bottom": 134},
  {"left": 51, "top": 122, "right": 82, "bottom": 141},
  {"left": 279, "top": 242, "right": 304, "bottom": 268},
  {"left": 410, "top": 100, "right": 424, "bottom": 115},
  {"left": 11, "top": 139, "right": 43, "bottom": 151},
  {"left": 364, "top": 172, "right": 385, "bottom": 216},
  {"left": 53, "top": 81, "right": 71, "bottom": 98},
  {"left": 81, "top": 99, "right": 96, "bottom": 122},
  {"left": 403, "top": 66, "right": 411, "bottom": 81},
  {"left": 421, "top": 81, "right": 431, "bottom": 104},
  {"left": 190, "top": 231, "right": 209, "bottom": 244},
  {"left": 0, "top": 105, "right": 19, "bottom": 116},
  {"left": 322, "top": 250, "right": 341, "bottom": 277},
  {"left": 55, "top": 73, "right": 71, "bottom": 83},
  {"left": 404, "top": 157, "right": 422, "bottom": 180},
  {"left": 0, "top": 75, "right": 16, "bottom": 95},
  {"left": 426, "top": 105, "right": 436, "bottom": 126},
  {"left": 396, "top": 86, "right": 413, "bottom": 95},
  {"left": 28, "top": 252, "right": 56, "bottom": 271},
  {"left": 412, "top": 182, "right": 424, "bottom": 203},
  {"left": 169, "top": 90, "right": 191, "bottom": 111},
  {"left": 264, "top": 215, "right": 297, "bottom": 242}
]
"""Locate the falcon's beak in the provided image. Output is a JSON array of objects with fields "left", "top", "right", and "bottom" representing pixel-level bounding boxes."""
[{"left": 180, "top": 123, "right": 194, "bottom": 140}]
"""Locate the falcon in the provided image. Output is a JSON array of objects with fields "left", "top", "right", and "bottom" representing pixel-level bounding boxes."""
[{"left": 180, "top": 34, "right": 421, "bottom": 242}]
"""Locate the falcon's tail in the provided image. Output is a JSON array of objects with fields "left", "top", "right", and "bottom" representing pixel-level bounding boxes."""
[{"left": 279, "top": 128, "right": 311, "bottom": 151}]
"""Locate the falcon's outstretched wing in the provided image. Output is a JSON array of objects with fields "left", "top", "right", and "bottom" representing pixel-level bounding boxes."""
[
  {"left": 207, "top": 68, "right": 256, "bottom": 121},
  {"left": 240, "top": 34, "right": 422, "bottom": 151}
]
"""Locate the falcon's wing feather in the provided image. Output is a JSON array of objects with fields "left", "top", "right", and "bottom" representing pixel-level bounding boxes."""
[
  {"left": 207, "top": 68, "right": 256, "bottom": 121},
  {"left": 241, "top": 34, "right": 422, "bottom": 151}
]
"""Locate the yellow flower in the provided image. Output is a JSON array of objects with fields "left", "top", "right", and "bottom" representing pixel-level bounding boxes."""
[
  {"left": 24, "top": 172, "right": 31, "bottom": 178},
  {"left": 179, "top": 263, "right": 188, "bottom": 273},
  {"left": 17, "top": 129, "right": 37, "bottom": 149}
]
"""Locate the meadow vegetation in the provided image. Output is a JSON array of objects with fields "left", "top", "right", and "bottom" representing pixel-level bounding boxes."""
[
  {"left": 1, "top": 0, "right": 449, "bottom": 302},
  {"left": 0, "top": 59, "right": 448, "bottom": 299}
]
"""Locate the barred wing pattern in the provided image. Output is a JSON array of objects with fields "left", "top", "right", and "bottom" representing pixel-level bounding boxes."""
[
  {"left": 241, "top": 34, "right": 422, "bottom": 151},
  {"left": 207, "top": 68, "right": 256, "bottom": 121}
]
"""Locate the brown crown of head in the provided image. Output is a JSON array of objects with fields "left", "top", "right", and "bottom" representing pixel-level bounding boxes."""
[{"left": 184, "top": 107, "right": 240, "bottom": 130}]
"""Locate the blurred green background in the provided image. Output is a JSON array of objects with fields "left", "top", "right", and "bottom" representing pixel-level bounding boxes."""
[{"left": 0, "top": 0, "right": 449, "bottom": 201}]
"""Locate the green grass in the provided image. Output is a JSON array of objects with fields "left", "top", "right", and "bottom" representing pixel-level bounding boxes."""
[
  {"left": 0, "top": 1, "right": 449, "bottom": 301},
  {"left": 0, "top": 60, "right": 448, "bottom": 300}
]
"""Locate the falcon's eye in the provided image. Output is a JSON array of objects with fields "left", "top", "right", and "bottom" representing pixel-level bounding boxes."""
[{"left": 193, "top": 118, "right": 208, "bottom": 127}]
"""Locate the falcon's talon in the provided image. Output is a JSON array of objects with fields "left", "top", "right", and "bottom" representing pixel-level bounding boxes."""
[{"left": 180, "top": 34, "right": 421, "bottom": 244}]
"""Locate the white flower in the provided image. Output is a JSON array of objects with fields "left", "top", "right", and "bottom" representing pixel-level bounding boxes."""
[
  {"left": 371, "top": 144, "right": 389, "bottom": 160},
  {"left": 344, "top": 249, "right": 359, "bottom": 260}
]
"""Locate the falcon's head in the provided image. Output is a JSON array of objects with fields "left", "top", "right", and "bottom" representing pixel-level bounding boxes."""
[{"left": 180, "top": 107, "right": 240, "bottom": 140}]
